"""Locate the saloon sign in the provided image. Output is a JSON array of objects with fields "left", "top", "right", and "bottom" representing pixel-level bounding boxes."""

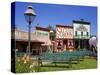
[
  {"left": 56, "top": 25, "right": 73, "bottom": 39},
  {"left": 73, "top": 23, "right": 90, "bottom": 39}
]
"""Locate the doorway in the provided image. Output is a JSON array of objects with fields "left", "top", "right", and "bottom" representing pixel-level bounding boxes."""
[{"left": 63, "top": 40, "right": 67, "bottom": 51}]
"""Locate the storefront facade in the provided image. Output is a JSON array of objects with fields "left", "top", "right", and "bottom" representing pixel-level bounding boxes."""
[
  {"left": 35, "top": 26, "right": 51, "bottom": 52},
  {"left": 11, "top": 29, "right": 44, "bottom": 55},
  {"left": 73, "top": 19, "right": 90, "bottom": 50},
  {"left": 11, "top": 19, "right": 91, "bottom": 54},
  {"left": 55, "top": 25, "right": 74, "bottom": 51}
]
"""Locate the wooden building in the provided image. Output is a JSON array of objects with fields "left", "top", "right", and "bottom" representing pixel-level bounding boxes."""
[
  {"left": 35, "top": 26, "right": 52, "bottom": 52},
  {"left": 11, "top": 28, "right": 44, "bottom": 55},
  {"left": 55, "top": 25, "right": 74, "bottom": 52},
  {"left": 73, "top": 19, "right": 90, "bottom": 50}
]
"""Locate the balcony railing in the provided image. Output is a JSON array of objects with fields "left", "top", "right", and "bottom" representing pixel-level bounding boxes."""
[{"left": 74, "top": 35, "right": 90, "bottom": 39}]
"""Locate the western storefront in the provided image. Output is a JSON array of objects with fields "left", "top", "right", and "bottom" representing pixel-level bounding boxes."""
[
  {"left": 35, "top": 26, "right": 52, "bottom": 52},
  {"left": 55, "top": 25, "right": 74, "bottom": 52},
  {"left": 11, "top": 28, "right": 44, "bottom": 55},
  {"left": 73, "top": 19, "right": 90, "bottom": 50}
]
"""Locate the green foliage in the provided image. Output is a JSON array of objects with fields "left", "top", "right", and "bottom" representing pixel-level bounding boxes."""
[
  {"left": 15, "top": 57, "right": 40, "bottom": 73},
  {"left": 40, "top": 58, "right": 97, "bottom": 72},
  {"left": 15, "top": 57, "right": 97, "bottom": 73},
  {"left": 15, "top": 58, "right": 31, "bottom": 73}
]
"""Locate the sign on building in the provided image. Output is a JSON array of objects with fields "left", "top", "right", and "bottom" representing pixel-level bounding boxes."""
[
  {"left": 73, "top": 20, "right": 90, "bottom": 39},
  {"left": 56, "top": 25, "right": 73, "bottom": 39},
  {"left": 55, "top": 25, "right": 74, "bottom": 51}
]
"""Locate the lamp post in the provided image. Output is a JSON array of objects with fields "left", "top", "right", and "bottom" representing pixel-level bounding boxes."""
[{"left": 24, "top": 6, "right": 36, "bottom": 57}]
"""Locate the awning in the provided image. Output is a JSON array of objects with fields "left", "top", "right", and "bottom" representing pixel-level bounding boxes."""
[
  {"left": 37, "top": 36, "right": 51, "bottom": 46},
  {"left": 13, "top": 29, "right": 51, "bottom": 45}
]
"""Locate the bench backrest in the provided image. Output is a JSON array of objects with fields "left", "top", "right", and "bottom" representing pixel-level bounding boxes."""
[{"left": 40, "top": 50, "right": 92, "bottom": 61}]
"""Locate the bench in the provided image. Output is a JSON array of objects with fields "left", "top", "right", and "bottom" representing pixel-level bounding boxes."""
[
  {"left": 39, "top": 50, "right": 92, "bottom": 68},
  {"left": 16, "top": 52, "right": 25, "bottom": 57},
  {"left": 39, "top": 52, "right": 80, "bottom": 68},
  {"left": 39, "top": 52, "right": 72, "bottom": 67},
  {"left": 16, "top": 51, "right": 33, "bottom": 57}
]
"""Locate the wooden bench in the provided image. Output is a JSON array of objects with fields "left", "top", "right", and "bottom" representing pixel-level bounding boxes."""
[
  {"left": 39, "top": 50, "right": 92, "bottom": 68},
  {"left": 16, "top": 52, "right": 25, "bottom": 57},
  {"left": 16, "top": 51, "right": 33, "bottom": 57},
  {"left": 39, "top": 52, "right": 78, "bottom": 68}
]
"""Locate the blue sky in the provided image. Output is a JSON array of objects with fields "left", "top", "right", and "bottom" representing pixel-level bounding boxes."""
[{"left": 14, "top": 2, "right": 97, "bottom": 35}]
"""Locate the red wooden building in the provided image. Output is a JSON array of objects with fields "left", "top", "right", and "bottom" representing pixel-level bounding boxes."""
[{"left": 55, "top": 25, "right": 74, "bottom": 52}]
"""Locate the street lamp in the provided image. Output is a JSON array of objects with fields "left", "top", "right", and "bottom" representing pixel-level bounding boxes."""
[{"left": 24, "top": 6, "right": 36, "bottom": 57}]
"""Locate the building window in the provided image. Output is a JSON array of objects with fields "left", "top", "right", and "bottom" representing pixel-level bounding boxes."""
[
  {"left": 75, "top": 31, "right": 77, "bottom": 36},
  {"left": 81, "top": 32, "right": 83, "bottom": 36},
  {"left": 37, "top": 32, "right": 48, "bottom": 36},
  {"left": 87, "top": 32, "right": 88, "bottom": 36}
]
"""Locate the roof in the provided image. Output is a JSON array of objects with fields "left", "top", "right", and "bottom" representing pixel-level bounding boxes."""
[
  {"left": 12, "top": 29, "right": 51, "bottom": 45},
  {"left": 37, "top": 36, "right": 51, "bottom": 46},
  {"left": 12, "top": 29, "right": 43, "bottom": 42},
  {"left": 15, "top": 39, "right": 44, "bottom": 44},
  {"left": 73, "top": 20, "right": 90, "bottom": 25},
  {"left": 56, "top": 25, "right": 73, "bottom": 28},
  {"left": 36, "top": 26, "right": 50, "bottom": 32}
]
